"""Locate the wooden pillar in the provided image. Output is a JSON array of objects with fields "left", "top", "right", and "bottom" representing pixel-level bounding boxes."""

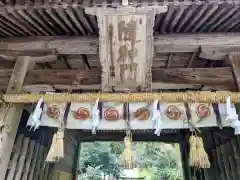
[{"left": 0, "top": 56, "right": 31, "bottom": 180}]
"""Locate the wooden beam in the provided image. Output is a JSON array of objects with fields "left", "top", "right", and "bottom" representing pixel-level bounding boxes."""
[
  {"left": 154, "top": 33, "right": 240, "bottom": 53},
  {"left": 228, "top": 52, "right": 240, "bottom": 89},
  {"left": 0, "top": 67, "right": 235, "bottom": 90},
  {"left": 1, "top": 33, "right": 240, "bottom": 55},
  {"left": 0, "top": 36, "right": 98, "bottom": 55},
  {"left": 52, "top": 83, "right": 202, "bottom": 91},
  {"left": 153, "top": 67, "right": 235, "bottom": 89},
  {"left": 0, "top": 56, "right": 31, "bottom": 180},
  {"left": 0, "top": 54, "right": 57, "bottom": 63}
]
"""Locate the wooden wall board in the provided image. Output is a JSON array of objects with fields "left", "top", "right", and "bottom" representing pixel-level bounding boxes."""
[
  {"left": 14, "top": 137, "right": 30, "bottom": 180},
  {"left": 6, "top": 134, "right": 24, "bottom": 180},
  {"left": 21, "top": 140, "right": 36, "bottom": 180},
  {"left": 33, "top": 145, "right": 44, "bottom": 180},
  {"left": 28, "top": 143, "right": 40, "bottom": 180}
]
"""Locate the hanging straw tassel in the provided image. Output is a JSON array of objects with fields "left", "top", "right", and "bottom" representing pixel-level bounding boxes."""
[
  {"left": 45, "top": 130, "right": 64, "bottom": 162},
  {"left": 189, "top": 135, "right": 197, "bottom": 167},
  {"left": 189, "top": 134, "right": 210, "bottom": 168},
  {"left": 120, "top": 133, "right": 134, "bottom": 169},
  {"left": 195, "top": 136, "right": 210, "bottom": 168}
]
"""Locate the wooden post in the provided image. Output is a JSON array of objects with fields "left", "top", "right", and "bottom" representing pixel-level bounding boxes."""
[{"left": 0, "top": 56, "right": 31, "bottom": 180}]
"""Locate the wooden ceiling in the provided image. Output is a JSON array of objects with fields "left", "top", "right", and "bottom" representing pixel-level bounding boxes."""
[
  {"left": 0, "top": 0, "right": 239, "bottom": 92},
  {"left": 0, "top": 33, "right": 237, "bottom": 92},
  {"left": 0, "top": 1, "right": 239, "bottom": 36}
]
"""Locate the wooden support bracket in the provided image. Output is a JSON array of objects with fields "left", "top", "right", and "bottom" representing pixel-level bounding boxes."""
[{"left": 228, "top": 52, "right": 240, "bottom": 90}]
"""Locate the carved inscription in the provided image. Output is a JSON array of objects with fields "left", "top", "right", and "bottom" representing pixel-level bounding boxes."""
[
  {"left": 120, "top": 63, "right": 138, "bottom": 84},
  {"left": 92, "top": 7, "right": 157, "bottom": 91},
  {"left": 113, "top": 20, "right": 139, "bottom": 87}
]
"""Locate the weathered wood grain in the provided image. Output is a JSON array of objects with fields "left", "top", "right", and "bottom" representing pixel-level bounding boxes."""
[
  {"left": 28, "top": 143, "right": 40, "bottom": 180},
  {"left": 38, "top": 147, "right": 48, "bottom": 180},
  {"left": 0, "top": 36, "right": 98, "bottom": 55},
  {"left": 21, "top": 140, "right": 35, "bottom": 180},
  {"left": 33, "top": 145, "right": 44, "bottom": 180},
  {"left": 6, "top": 134, "right": 24, "bottom": 180},
  {"left": 228, "top": 52, "right": 240, "bottom": 90},
  {"left": 92, "top": 7, "right": 156, "bottom": 91},
  {"left": 1, "top": 33, "right": 240, "bottom": 55},
  {"left": 152, "top": 67, "right": 235, "bottom": 88},
  {"left": 0, "top": 67, "right": 235, "bottom": 90},
  {"left": 0, "top": 56, "right": 31, "bottom": 180},
  {"left": 14, "top": 137, "right": 30, "bottom": 180}
]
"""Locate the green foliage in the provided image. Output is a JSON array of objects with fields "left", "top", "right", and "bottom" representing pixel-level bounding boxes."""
[
  {"left": 78, "top": 166, "right": 102, "bottom": 180},
  {"left": 79, "top": 142, "right": 122, "bottom": 179},
  {"left": 78, "top": 141, "right": 183, "bottom": 180},
  {"left": 135, "top": 142, "right": 184, "bottom": 180}
]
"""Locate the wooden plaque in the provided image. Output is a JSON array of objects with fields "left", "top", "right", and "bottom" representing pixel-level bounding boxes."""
[{"left": 86, "top": 6, "right": 167, "bottom": 91}]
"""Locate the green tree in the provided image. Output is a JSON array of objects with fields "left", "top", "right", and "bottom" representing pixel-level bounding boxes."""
[
  {"left": 135, "top": 142, "right": 183, "bottom": 180},
  {"left": 79, "top": 142, "right": 122, "bottom": 179},
  {"left": 78, "top": 166, "right": 102, "bottom": 180}
]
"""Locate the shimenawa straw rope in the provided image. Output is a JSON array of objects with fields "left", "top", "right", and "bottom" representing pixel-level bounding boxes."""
[{"left": 3, "top": 91, "right": 240, "bottom": 103}]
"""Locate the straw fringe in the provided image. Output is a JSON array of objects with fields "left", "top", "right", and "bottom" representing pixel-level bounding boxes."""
[{"left": 3, "top": 91, "right": 240, "bottom": 103}]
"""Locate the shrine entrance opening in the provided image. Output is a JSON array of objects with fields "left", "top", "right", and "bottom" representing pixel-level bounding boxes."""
[{"left": 77, "top": 141, "right": 183, "bottom": 180}]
